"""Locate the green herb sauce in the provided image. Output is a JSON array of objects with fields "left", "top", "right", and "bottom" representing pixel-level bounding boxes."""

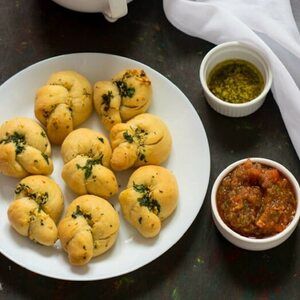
[{"left": 208, "top": 59, "right": 264, "bottom": 104}]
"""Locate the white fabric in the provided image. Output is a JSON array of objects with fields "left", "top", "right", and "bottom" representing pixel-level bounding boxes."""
[{"left": 163, "top": 0, "right": 300, "bottom": 159}]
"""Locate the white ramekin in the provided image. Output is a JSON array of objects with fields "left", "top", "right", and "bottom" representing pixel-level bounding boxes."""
[
  {"left": 200, "top": 41, "right": 272, "bottom": 117},
  {"left": 211, "top": 158, "right": 300, "bottom": 251}
]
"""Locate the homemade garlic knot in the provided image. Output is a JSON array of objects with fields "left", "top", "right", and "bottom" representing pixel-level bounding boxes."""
[
  {"left": 0, "top": 117, "right": 53, "bottom": 178},
  {"left": 58, "top": 195, "right": 120, "bottom": 265},
  {"left": 61, "top": 128, "right": 118, "bottom": 199},
  {"left": 93, "top": 69, "right": 152, "bottom": 130},
  {"left": 35, "top": 70, "right": 93, "bottom": 144},
  {"left": 7, "top": 175, "right": 64, "bottom": 246},
  {"left": 109, "top": 113, "right": 172, "bottom": 171},
  {"left": 119, "top": 165, "right": 178, "bottom": 238}
]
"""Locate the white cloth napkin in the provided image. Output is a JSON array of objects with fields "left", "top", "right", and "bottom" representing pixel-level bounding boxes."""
[{"left": 163, "top": 0, "right": 300, "bottom": 160}]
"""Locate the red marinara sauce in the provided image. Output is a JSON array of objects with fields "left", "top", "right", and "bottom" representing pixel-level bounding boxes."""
[{"left": 216, "top": 159, "right": 297, "bottom": 238}]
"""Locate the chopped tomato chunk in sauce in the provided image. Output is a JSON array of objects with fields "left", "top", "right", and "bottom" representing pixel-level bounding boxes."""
[{"left": 217, "top": 159, "right": 296, "bottom": 238}]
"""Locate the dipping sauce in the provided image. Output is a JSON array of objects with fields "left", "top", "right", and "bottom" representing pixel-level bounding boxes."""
[
  {"left": 216, "top": 159, "right": 297, "bottom": 238},
  {"left": 208, "top": 59, "right": 264, "bottom": 104}
]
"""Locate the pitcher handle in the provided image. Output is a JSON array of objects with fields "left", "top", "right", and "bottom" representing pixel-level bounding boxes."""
[{"left": 104, "top": 0, "right": 128, "bottom": 22}]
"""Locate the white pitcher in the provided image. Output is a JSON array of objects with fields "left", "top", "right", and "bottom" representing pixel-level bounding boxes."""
[{"left": 52, "top": 0, "right": 131, "bottom": 22}]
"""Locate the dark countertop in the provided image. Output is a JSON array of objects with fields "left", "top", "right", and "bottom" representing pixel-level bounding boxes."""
[{"left": 1, "top": 0, "right": 300, "bottom": 299}]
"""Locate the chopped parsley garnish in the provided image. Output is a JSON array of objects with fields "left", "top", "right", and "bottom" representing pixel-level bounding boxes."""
[
  {"left": 15, "top": 183, "right": 48, "bottom": 211},
  {"left": 114, "top": 80, "right": 135, "bottom": 98},
  {"left": 123, "top": 131, "right": 134, "bottom": 143},
  {"left": 71, "top": 205, "right": 93, "bottom": 225},
  {"left": 15, "top": 183, "right": 30, "bottom": 194},
  {"left": 0, "top": 132, "right": 26, "bottom": 155},
  {"left": 33, "top": 192, "right": 49, "bottom": 211},
  {"left": 98, "top": 137, "right": 104, "bottom": 143},
  {"left": 134, "top": 127, "right": 147, "bottom": 144},
  {"left": 135, "top": 127, "right": 146, "bottom": 136},
  {"left": 102, "top": 91, "right": 114, "bottom": 111},
  {"left": 123, "top": 127, "right": 148, "bottom": 161},
  {"left": 138, "top": 152, "right": 147, "bottom": 162},
  {"left": 133, "top": 183, "right": 147, "bottom": 193},
  {"left": 71, "top": 205, "right": 92, "bottom": 219},
  {"left": 40, "top": 131, "right": 46, "bottom": 137},
  {"left": 41, "top": 153, "right": 49, "bottom": 164},
  {"left": 76, "top": 155, "right": 103, "bottom": 179},
  {"left": 71, "top": 205, "right": 83, "bottom": 218},
  {"left": 133, "top": 183, "right": 161, "bottom": 214},
  {"left": 123, "top": 127, "right": 147, "bottom": 144}
]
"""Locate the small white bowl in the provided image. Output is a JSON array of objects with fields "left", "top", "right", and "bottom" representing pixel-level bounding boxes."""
[
  {"left": 200, "top": 41, "right": 272, "bottom": 117},
  {"left": 211, "top": 158, "right": 300, "bottom": 251}
]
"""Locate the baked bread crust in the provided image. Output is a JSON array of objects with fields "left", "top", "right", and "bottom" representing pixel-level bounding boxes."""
[
  {"left": 58, "top": 195, "right": 120, "bottom": 265},
  {"left": 7, "top": 175, "right": 64, "bottom": 246},
  {"left": 119, "top": 165, "right": 178, "bottom": 238},
  {"left": 93, "top": 69, "right": 152, "bottom": 130},
  {"left": 110, "top": 113, "right": 172, "bottom": 171},
  {"left": 61, "top": 128, "right": 118, "bottom": 198},
  {"left": 35, "top": 70, "right": 93, "bottom": 144},
  {"left": 0, "top": 117, "right": 53, "bottom": 177}
]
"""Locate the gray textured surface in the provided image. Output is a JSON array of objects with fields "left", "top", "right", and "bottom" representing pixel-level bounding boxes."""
[{"left": 0, "top": 0, "right": 300, "bottom": 299}]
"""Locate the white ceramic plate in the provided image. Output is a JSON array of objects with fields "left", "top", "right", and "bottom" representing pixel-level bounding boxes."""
[{"left": 0, "top": 53, "right": 210, "bottom": 281}]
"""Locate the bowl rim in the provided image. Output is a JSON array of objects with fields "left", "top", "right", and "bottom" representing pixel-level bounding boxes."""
[
  {"left": 200, "top": 41, "right": 273, "bottom": 108},
  {"left": 211, "top": 157, "right": 300, "bottom": 245}
]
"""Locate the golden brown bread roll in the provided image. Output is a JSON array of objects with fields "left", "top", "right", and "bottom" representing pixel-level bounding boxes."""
[
  {"left": 93, "top": 69, "right": 152, "bottom": 130},
  {"left": 58, "top": 195, "right": 120, "bottom": 266},
  {"left": 0, "top": 117, "right": 53, "bottom": 177},
  {"left": 110, "top": 113, "right": 172, "bottom": 171},
  {"left": 7, "top": 175, "right": 64, "bottom": 246},
  {"left": 119, "top": 165, "right": 178, "bottom": 238},
  {"left": 35, "top": 70, "right": 93, "bottom": 144},
  {"left": 61, "top": 128, "right": 118, "bottom": 198}
]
